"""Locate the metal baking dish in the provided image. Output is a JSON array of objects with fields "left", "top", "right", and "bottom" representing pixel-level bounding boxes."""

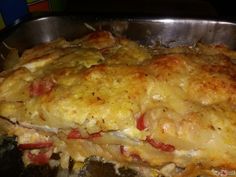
[
  {"left": 1, "top": 15, "right": 236, "bottom": 177},
  {"left": 1, "top": 15, "right": 236, "bottom": 59}
]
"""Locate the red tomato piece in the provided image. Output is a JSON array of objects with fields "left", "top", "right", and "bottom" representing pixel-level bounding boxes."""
[
  {"left": 18, "top": 142, "right": 53, "bottom": 150},
  {"left": 67, "top": 129, "right": 82, "bottom": 139},
  {"left": 146, "top": 136, "right": 175, "bottom": 152},
  {"left": 136, "top": 114, "right": 146, "bottom": 131},
  {"left": 28, "top": 152, "right": 50, "bottom": 165}
]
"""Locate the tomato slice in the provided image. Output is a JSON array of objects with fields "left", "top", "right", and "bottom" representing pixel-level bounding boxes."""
[
  {"left": 136, "top": 114, "right": 146, "bottom": 131},
  {"left": 67, "top": 129, "right": 101, "bottom": 139},
  {"left": 146, "top": 136, "right": 175, "bottom": 152},
  {"left": 28, "top": 152, "right": 50, "bottom": 165},
  {"left": 18, "top": 142, "right": 53, "bottom": 150}
]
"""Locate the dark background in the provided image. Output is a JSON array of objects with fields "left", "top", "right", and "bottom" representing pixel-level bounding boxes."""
[{"left": 65, "top": 0, "right": 236, "bottom": 19}]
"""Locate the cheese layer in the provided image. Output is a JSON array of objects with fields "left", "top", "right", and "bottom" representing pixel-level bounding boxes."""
[{"left": 0, "top": 31, "right": 236, "bottom": 170}]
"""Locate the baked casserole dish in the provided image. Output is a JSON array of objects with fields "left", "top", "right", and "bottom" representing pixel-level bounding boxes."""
[{"left": 0, "top": 30, "right": 236, "bottom": 177}]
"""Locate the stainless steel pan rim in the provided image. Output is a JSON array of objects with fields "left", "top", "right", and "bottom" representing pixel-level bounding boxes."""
[{"left": 1, "top": 15, "right": 236, "bottom": 65}]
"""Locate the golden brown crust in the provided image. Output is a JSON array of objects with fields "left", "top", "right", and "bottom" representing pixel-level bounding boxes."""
[{"left": 0, "top": 31, "right": 236, "bottom": 175}]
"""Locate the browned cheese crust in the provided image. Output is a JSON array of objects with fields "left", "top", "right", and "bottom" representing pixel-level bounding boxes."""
[{"left": 0, "top": 31, "right": 235, "bottom": 176}]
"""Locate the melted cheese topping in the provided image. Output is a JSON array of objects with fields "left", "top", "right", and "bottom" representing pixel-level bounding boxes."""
[{"left": 0, "top": 31, "right": 236, "bottom": 172}]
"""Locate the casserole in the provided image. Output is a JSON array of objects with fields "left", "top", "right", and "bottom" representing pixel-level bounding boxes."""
[{"left": 0, "top": 16, "right": 236, "bottom": 177}]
